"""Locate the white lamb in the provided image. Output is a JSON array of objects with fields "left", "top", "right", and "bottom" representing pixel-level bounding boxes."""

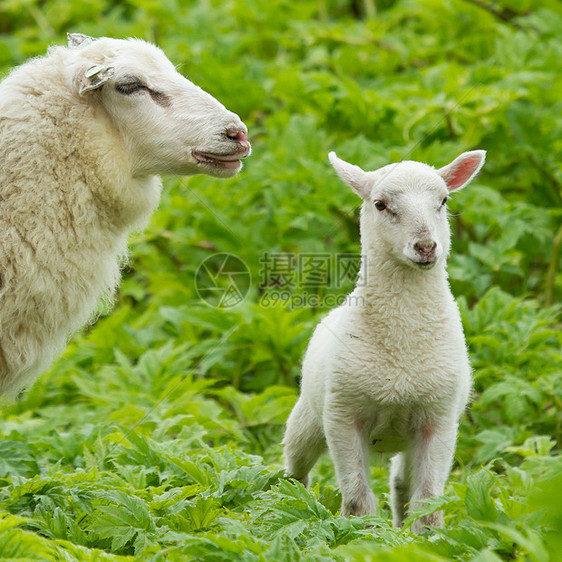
[
  {"left": 0, "top": 33, "right": 251, "bottom": 398},
  {"left": 283, "top": 149, "right": 486, "bottom": 532}
]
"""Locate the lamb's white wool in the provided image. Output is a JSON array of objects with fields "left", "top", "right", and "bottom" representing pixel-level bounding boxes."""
[
  {"left": 283, "top": 150, "right": 485, "bottom": 532},
  {"left": 0, "top": 34, "right": 251, "bottom": 398}
]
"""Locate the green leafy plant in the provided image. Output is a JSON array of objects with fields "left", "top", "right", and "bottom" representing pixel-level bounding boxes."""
[{"left": 0, "top": 0, "right": 560, "bottom": 559}]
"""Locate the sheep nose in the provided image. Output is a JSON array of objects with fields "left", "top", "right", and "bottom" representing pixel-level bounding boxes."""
[
  {"left": 225, "top": 126, "right": 251, "bottom": 157},
  {"left": 226, "top": 127, "right": 249, "bottom": 145},
  {"left": 414, "top": 240, "right": 437, "bottom": 257}
]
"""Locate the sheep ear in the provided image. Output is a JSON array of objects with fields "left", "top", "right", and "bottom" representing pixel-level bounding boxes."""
[
  {"left": 437, "top": 150, "right": 486, "bottom": 192},
  {"left": 78, "top": 65, "right": 114, "bottom": 95},
  {"left": 67, "top": 33, "right": 97, "bottom": 49},
  {"left": 328, "top": 152, "right": 372, "bottom": 200}
]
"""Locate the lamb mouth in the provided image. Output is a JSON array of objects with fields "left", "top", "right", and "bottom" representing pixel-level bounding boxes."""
[
  {"left": 192, "top": 150, "right": 247, "bottom": 169},
  {"left": 410, "top": 258, "right": 436, "bottom": 270}
]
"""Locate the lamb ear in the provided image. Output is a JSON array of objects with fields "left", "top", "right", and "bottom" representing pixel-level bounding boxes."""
[
  {"left": 328, "top": 152, "right": 373, "bottom": 200},
  {"left": 77, "top": 65, "right": 114, "bottom": 95},
  {"left": 437, "top": 150, "right": 486, "bottom": 192},
  {"left": 67, "top": 33, "right": 97, "bottom": 49}
]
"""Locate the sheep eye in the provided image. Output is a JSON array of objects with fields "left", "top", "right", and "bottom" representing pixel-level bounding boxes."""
[
  {"left": 441, "top": 197, "right": 448, "bottom": 207},
  {"left": 115, "top": 81, "right": 146, "bottom": 95},
  {"left": 374, "top": 201, "right": 387, "bottom": 211}
]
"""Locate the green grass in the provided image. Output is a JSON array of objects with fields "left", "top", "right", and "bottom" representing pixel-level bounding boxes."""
[{"left": 1, "top": 0, "right": 561, "bottom": 559}]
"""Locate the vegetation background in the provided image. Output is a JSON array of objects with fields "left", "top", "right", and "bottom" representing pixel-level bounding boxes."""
[{"left": 0, "top": 0, "right": 560, "bottom": 559}]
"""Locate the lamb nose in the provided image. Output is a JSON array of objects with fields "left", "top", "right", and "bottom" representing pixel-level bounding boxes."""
[{"left": 414, "top": 241, "right": 437, "bottom": 256}]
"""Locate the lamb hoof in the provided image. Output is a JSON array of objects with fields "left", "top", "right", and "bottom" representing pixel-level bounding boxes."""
[
  {"left": 284, "top": 472, "right": 310, "bottom": 488},
  {"left": 411, "top": 511, "right": 444, "bottom": 534},
  {"left": 341, "top": 492, "right": 376, "bottom": 517}
]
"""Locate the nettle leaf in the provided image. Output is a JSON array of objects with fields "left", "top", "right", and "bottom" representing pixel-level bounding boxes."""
[
  {"left": 265, "top": 534, "right": 309, "bottom": 562},
  {"left": 432, "top": 520, "right": 491, "bottom": 554},
  {"left": 465, "top": 469, "right": 502, "bottom": 523},
  {"left": 474, "top": 428, "right": 517, "bottom": 463},
  {"left": 173, "top": 496, "right": 221, "bottom": 531},
  {"left": 478, "top": 522, "right": 549, "bottom": 562},
  {"left": 2, "top": 478, "right": 70, "bottom": 514},
  {"left": 149, "top": 485, "right": 204, "bottom": 513},
  {"left": 215, "top": 464, "right": 277, "bottom": 504},
  {"left": 88, "top": 490, "right": 156, "bottom": 553},
  {"left": 240, "top": 385, "right": 297, "bottom": 426},
  {"left": 334, "top": 542, "right": 449, "bottom": 561},
  {"left": 251, "top": 479, "right": 344, "bottom": 542},
  {"left": 0, "top": 440, "right": 39, "bottom": 479},
  {"left": 403, "top": 495, "right": 458, "bottom": 529},
  {"left": 505, "top": 436, "right": 556, "bottom": 458},
  {"left": 164, "top": 456, "right": 213, "bottom": 487},
  {"left": 0, "top": 512, "right": 54, "bottom": 559}
]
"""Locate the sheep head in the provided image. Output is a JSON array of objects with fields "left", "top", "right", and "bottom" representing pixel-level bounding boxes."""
[
  {"left": 67, "top": 34, "right": 251, "bottom": 178},
  {"left": 328, "top": 151, "right": 485, "bottom": 271}
]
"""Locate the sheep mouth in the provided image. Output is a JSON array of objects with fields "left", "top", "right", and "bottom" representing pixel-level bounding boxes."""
[
  {"left": 410, "top": 258, "right": 437, "bottom": 270},
  {"left": 192, "top": 150, "right": 248, "bottom": 170}
]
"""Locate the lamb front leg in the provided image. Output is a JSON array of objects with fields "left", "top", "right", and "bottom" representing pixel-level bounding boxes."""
[
  {"left": 324, "top": 403, "right": 376, "bottom": 517},
  {"left": 408, "top": 422, "right": 458, "bottom": 533}
]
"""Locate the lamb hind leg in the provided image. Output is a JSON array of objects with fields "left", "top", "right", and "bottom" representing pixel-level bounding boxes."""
[
  {"left": 390, "top": 452, "right": 412, "bottom": 527},
  {"left": 283, "top": 398, "right": 326, "bottom": 487},
  {"left": 324, "top": 408, "right": 376, "bottom": 517},
  {"left": 0, "top": 344, "right": 8, "bottom": 393}
]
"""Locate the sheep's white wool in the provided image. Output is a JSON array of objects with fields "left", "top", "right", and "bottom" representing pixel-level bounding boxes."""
[
  {"left": 0, "top": 34, "right": 250, "bottom": 398},
  {"left": 283, "top": 150, "right": 485, "bottom": 533}
]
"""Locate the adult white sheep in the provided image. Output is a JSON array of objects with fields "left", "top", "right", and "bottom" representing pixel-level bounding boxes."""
[
  {"left": 283, "top": 149, "right": 485, "bottom": 533},
  {"left": 0, "top": 33, "right": 251, "bottom": 398}
]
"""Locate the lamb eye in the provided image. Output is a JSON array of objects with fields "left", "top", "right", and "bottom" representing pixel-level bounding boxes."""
[
  {"left": 374, "top": 201, "right": 387, "bottom": 211},
  {"left": 441, "top": 197, "right": 448, "bottom": 206},
  {"left": 115, "top": 81, "right": 145, "bottom": 95}
]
